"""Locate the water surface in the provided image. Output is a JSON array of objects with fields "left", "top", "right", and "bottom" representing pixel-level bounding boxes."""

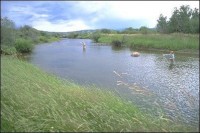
[{"left": 26, "top": 39, "right": 199, "bottom": 127}]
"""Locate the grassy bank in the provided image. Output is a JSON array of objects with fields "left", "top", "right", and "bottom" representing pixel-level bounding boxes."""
[
  {"left": 98, "top": 33, "right": 199, "bottom": 53},
  {"left": 1, "top": 56, "right": 197, "bottom": 132}
]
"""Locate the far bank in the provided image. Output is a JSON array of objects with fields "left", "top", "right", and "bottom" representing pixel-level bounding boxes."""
[{"left": 93, "top": 33, "right": 199, "bottom": 56}]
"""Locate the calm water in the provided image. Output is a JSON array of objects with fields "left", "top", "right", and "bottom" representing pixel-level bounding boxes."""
[{"left": 25, "top": 39, "right": 199, "bottom": 127}]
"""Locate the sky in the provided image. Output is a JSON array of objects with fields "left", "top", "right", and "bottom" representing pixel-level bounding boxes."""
[{"left": 1, "top": 1, "right": 199, "bottom": 32}]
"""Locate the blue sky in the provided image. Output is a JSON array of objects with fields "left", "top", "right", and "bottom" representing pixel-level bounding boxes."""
[{"left": 1, "top": 1, "right": 199, "bottom": 32}]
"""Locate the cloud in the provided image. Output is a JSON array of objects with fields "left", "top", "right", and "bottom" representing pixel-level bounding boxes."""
[
  {"left": 32, "top": 19, "right": 92, "bottom": 32},
  {"left": 1, "top": 1, "right": 199, "bottom": 32}
]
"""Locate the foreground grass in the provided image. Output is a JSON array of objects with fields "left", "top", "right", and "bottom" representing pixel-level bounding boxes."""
[
  {"left": 1, "top": 56, "right": 197, "bottom": 132},
  {"left": 98, "top": 33, "right": 199, "bottom": 52}
]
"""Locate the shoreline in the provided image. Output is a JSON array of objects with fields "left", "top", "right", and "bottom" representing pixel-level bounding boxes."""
[
  {"left": 95, "top": 42, "right": 199, "bottom": 57},
  {"left": 1, "top": 56, "right": 198, "bottom": 132}
]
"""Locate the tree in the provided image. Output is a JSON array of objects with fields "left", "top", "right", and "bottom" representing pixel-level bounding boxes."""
[
  {"left": 139, "top": 26, "right": 148, "bottom": 34},
  {"left": 1, "top": 17, "right": 15, "bottom": 29},
  {"left": 178, "top": 5, "right": 192, "bottom": 33},
  {"left": 1, "top": 17, "right": 16, "bottom": 46},
  {"left": 168, "top": 7, "right": 181, "bottom": 33},
  {"left": 91, "top": 32, "right": 101, "bottom": 42},
  {"left": 156, "top": 14, "right": 168, "bottom": 33},
  {"left": 101, "top": 28, "right": 111, "bottom": 34},
  {"left": 190, "top": 8, "right": 199, "bottom": 33},
  {"left": 18, "top": 25, "right": 40, "bottom": 42},
  {"left": 121, "top": 27, "right": 137, "bottom": 34},
  {"left": 67, "top": 32, "right": 79, "bottom": 38},
  {"left": 168, "top": 5, "right": 198, "bottom": 33}
]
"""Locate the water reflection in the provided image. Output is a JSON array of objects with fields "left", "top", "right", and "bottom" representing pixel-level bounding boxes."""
[
  {"left": 82, "top": 47, "right": 86, "bottom": 53},
  {"left": 111, "top": 45, "right": 126, "bottom": 51},
  {"left": 168, "top": 62, "right": 175, "bottom": 70}
]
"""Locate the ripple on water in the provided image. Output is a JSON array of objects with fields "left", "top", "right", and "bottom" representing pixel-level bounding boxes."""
[{"left": 28, "top": 39, "right": 199, "bottom": 127}]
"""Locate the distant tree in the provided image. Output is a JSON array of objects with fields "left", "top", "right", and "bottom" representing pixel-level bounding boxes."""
[
  {"left": 1, "top": 17, "right": 15, "bottom": 29},
  {"left": 156, "top": 14, "right": 168, "bottom": 33},
  {"left": 190, "top": 8, "right": 199, "bottom": 33},
  {"left": 168, "top": 7, "right": 181, "bottom": 33},
  {"left": 40, "top": 31, "right": 48, "bottom": 37},
  {"left": 121, "top": 27, "right": 138, "bottom": 34},
  {"left": 53, "top": 33, "right": 61, "bottom": 38},
  {"left": 1, "top": 17, "right": 16, "bottom": 46},
  {"left": 178, "top": 5, "right": 192, "bottom": 33},
  {"left": 18, "top": 25, "right": 41, "bottom": 42},
  {"left": 167, "top": 5, "right": 199, "bottom": 34},
  {"left": 139, "top": 26, "right": 148, "bottom": 34},
  {"left": 101, "top": 28, "right": 112, "bottom": 34},
  {"left": 67, "top": 32, "right": 79, "bottom": 38}
]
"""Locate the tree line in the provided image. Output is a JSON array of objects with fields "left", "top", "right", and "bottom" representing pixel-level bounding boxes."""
[{"left": 157, "top": 5, "right": 199, "bottom": 34}]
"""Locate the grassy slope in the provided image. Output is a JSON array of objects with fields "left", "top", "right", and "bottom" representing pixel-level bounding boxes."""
[
  {"left": 1, "top": 56, "right": 197, "bottom": 132},
  {"left": 98, "top": 33, "right": 199, "bottom": 52}
]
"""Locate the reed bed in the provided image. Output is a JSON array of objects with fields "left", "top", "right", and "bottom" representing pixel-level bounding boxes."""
[{"left": 98, "top": 33, "right": 199, "bottom": 51}]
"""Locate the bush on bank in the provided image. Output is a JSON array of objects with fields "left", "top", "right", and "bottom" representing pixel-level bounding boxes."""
[{"left": 15, "top": 38, "right": 34, "bottom": 53}]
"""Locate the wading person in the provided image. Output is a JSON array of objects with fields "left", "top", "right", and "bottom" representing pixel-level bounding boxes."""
[
  {"left": 81, "top": 42, "right": 86, "bottom": 50},
  {"left": 169, "top": 51, "right": 175, "bottom": 63},
  {"left": 163, "top": 51, "right": 175, "bottom": 63}
]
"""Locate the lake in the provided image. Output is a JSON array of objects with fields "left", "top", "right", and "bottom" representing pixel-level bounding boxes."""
[{"left": 25, "top": 38, "right": 199, "bottom": 128}]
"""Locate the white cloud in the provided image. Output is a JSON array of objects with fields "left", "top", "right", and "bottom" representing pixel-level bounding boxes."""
[
  {"left": 32, "top": 19, "right": 92, "bottom": 32},
  {"left": 2, "top": 1, "right": 199, "bottom": 31},
  {"left": 72, "top": 1, "right": 199, "bottom": 28},
  {"left": 9, "top": 5, "right": 49, "bottom": 20},
  {"left": 102, "top": 1, "right": 199, "bottom": 27},
  {"left": 75, "top": 1, "right": 108, "bottom": 14}
]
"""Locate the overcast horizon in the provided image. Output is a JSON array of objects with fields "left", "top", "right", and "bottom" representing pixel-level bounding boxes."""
[{"left": 1, "top": 1, "right": 199, "bottom": 32}]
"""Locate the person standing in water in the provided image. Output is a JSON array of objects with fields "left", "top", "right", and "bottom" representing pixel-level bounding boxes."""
[
  {"left": 81, "top": 42, "right": 86, "bottom": 50},
  {"left": 169, "top": 51, "right": 175, "bottom": 63},
  {"left": 163, "top": 51, "right": 175, "bottom": 63}
]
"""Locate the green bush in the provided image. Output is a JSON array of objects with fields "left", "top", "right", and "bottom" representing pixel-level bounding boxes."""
[
  {"left": 111, "top": 39, "right": 122, "bottom": 47},
  {"left": 92, "top": 32, "right": 101, "bottom": 42},
  {"left": 15, "top": 38, "right": 33, "bottom": 53},
  {"left": 39, "top": 36, "right": 49, "bottom": 42},
  {"left": 48, "top": 37, "right": 59, "bottom": 42},
  {"left": 32, "top": 39, "right": 40, "bottom": 44},
  {"left": 67, "top": 32, "right": 79, "bottom": 38}
]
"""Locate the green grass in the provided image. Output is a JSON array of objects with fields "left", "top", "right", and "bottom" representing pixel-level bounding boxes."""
[
  {"left": 1, "top": 56, "right": 198, "bottom": 132},
  {"left": 98, "top": 33, "right": 199, "bottom": 51},
  {"left": 1, "top": 45, "right": 17, "bottom": 55}
]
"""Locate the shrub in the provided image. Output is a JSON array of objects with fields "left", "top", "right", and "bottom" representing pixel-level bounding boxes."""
[
  {"left": 15, "top": 38, "right": 33, "bottom": 53},
  {"left": 111, "top": 39, "right": 122, "bottom": 47},
  {"left": 48, "top": 37, "right": 59, "bottom": 42},
  {"left": 32, "top": 39, "right": 40, "bottom": 44},
  {"left": 92, "top": 32, "right": 101, "bottom": 42},
  {"left": 39, "top": 36, "right": 49, "bottom": 42},
  {"left": 67, "top": 32, "right": 79, "bottom": 38}
]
